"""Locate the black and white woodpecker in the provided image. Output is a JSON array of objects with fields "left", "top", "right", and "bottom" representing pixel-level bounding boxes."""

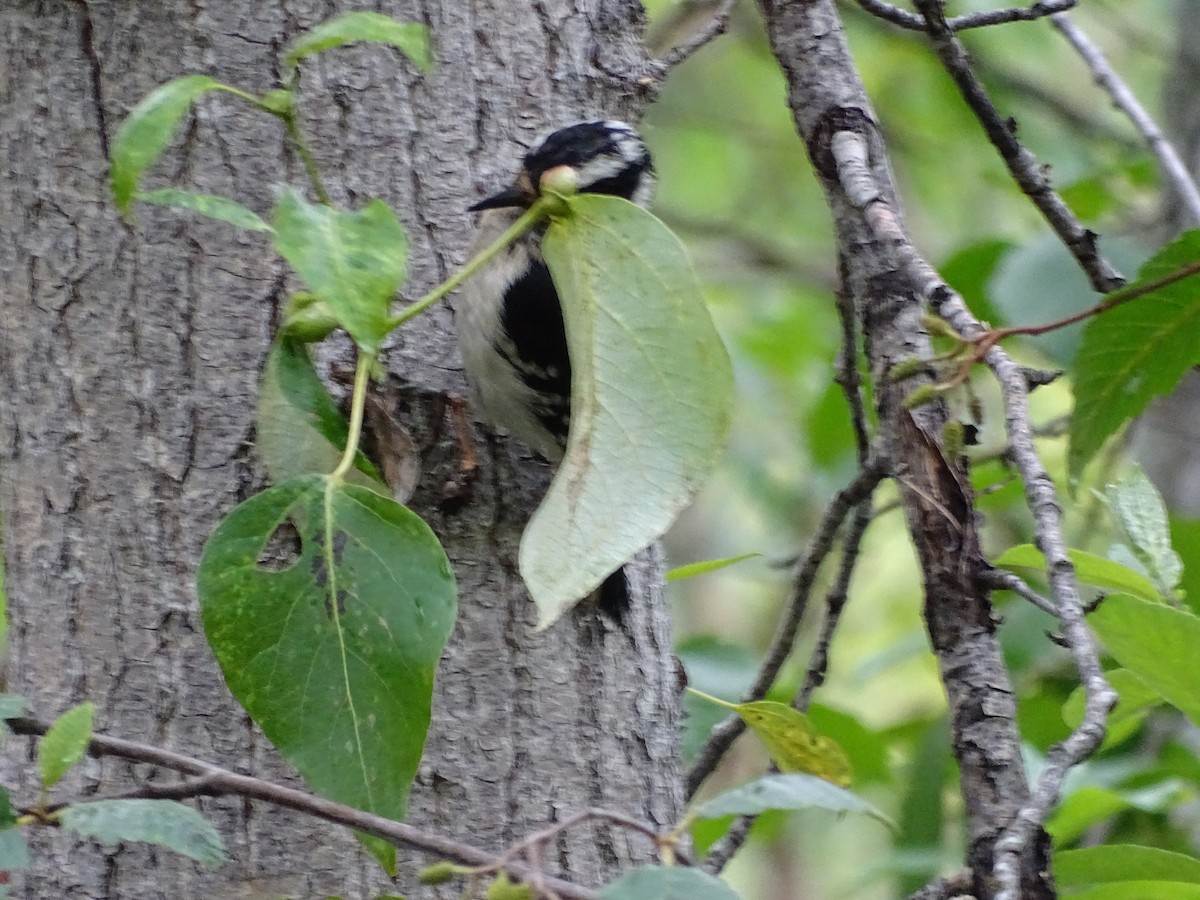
[{"left": 457, "top": 120, "right": 655, "bottom": 620}]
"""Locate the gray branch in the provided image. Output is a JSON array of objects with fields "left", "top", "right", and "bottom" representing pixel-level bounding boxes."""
[
  {"left": 1050, "top": 13, "right": 1200, "bottom": 228},
  {"left": 9, "top": 716, "right": 601, "bottom": 900}
]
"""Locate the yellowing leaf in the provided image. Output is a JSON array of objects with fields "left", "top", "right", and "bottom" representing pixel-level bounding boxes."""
[{"left": 689, "top": 690, "right": 852, "bottom": 786}]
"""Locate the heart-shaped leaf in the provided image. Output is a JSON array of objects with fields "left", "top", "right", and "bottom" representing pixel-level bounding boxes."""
[{"left": 197, "top": 475, "right": 456, "bottom": 868}]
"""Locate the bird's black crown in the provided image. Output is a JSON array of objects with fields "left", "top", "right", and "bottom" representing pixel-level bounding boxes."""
[
  {"left": 471, "top": 120, "right": 653, "bottom": 211},
  {"left": 524, "top": 120, "right": 652, "bottom": 199}
]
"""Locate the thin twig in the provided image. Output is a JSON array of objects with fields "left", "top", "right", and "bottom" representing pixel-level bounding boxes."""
[
  {"left": 6, "top": 716, "right": 597, "bottom": 900},
  {"left": 797, "top": 501, "right": 874, "bottom": 708},
  {"left": 683, "top": 459, "right": 885, "bottom": 799},
  {"left": 701, "top": 498, "right": 876, "bottom": 874},
  {"left": 855, "top": 0, "right": 1076, "bottom": 32},
  {"left": 912, "top": 0, "right": 1123, "bottom": 293},
  {"left": 656, "top": 0, "right": 737, "bottom": 70},
  {"left": 1050, "top": 13, "right": 1200, "bottom": 228},
  {"left": 982, "top": 567, "right": 1058, "bottom": 616},
  {"left": 905, "top": 869, "right": 975, "bottom": 900},
  {"left": 699, "top": 814, "right": 754, "bottom": 875}
]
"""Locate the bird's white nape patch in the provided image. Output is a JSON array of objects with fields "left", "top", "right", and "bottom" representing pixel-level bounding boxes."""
[{"left": 575, "top": 154, "right": 632, "bottom": 190}]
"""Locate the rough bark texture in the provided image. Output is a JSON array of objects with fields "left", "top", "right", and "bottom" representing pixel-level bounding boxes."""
[
  {"left": 0, "top": 1, "right": 681, "bottom": 897},
  {"left": 754, "top": 2, "right": 1050, "bottom": 896}
]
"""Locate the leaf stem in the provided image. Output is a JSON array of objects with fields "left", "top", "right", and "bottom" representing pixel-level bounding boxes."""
[
  {"left": 331, "top": 352, "right": 373, "bottom": 483},
  {"left": 212, "top": 82, "right": 332, "bottom": 205},
  {"left": 282, "top": 113, "right": 333, "bottom": 205},
  {"left": 385, "top": 200, "right": 551, "bottom": 331}
]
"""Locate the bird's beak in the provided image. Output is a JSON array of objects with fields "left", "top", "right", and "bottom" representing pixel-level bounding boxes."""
[
  {"left": 469, "top": 172, "right": 536, "bottom": 211},
  {"left": 468, "top": 185, "right": 526, "bottom": 211}
]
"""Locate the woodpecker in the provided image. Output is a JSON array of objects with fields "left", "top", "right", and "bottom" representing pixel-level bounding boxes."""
[{"left": 457, "top": 120, "right": 655, "bottom": 620}]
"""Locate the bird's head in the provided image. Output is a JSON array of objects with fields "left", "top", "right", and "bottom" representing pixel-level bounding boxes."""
[{"left": 470, "top": 120, "right": 654, "bottom": 212}]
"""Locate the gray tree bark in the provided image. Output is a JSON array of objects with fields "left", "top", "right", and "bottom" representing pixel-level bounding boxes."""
[{"left": 0, "top": 1, "right": 680, "bottom": 897}]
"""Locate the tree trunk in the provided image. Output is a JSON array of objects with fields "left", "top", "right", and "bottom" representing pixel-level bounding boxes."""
[{"left": 0, "top": 1, "right": 680, "bottom": 896}]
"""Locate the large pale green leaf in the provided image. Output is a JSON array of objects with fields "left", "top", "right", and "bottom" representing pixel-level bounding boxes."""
[
  {"left": 693, "top": 773, "right": 893, "bottom": 829},
  {"left": 197, "top": 475, "right": 456, "bottom": 866},
  {"left": 1105, "top": 466, "right": 1183, "bottom": 596},
  {"left": 1056, "top": 845, "right": 1200, "bottom": 887},
  {"left": 1087, "top": 594, "right": 1200, "bottom": 726},
  {"left": 1069, "top": 231, "right": 1200, "bottom": 479},
  {"left": 256, "top": 335, "right": 385, "bottom": 491},
  {"left": 110, "top": 75, "right": 225, "bottom": 212},
  {"left": 1059, "top": 885, "right": 1200, "bottom": 900},
  {"left": 1049, "top": 783, "right": 1185, "bottom": 845},
  {"left": 528, "top": 195, "right": 732, "bottom": 625},
  {"left": 38, "top": 702, "right": 94, "bottom": 790},
  {"left": 0, "top": 828, "right": 29, "bottom": 873},
  {"left": 1062, "top": 668, "right": 1162, "bottom": 749},
  {"left": 283, "top": 12, "right": 432, "bottom": 74},
  {"left": 598, "top": 866, "right": 740, "bottom": 900},
  {"left": 272, "top": 189, "right": 407, "bottom": 352},
  {"left": 993, "top": 544, "right": 1162, "bottom": 602},
  {"left": 60, "top": 800, "right": 225, "bottom": 868},
  {"left": 0, "top": 695, "right": 26, "bottom": 722}
]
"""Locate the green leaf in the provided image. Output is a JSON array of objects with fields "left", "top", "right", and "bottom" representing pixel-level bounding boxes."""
[
  {"left": 693, "top": 773, "right": 893, "bottom": 830},
  {"left": 688, "top": 690, "right": 851, "bottom": 786},
  {"left": 110, "top": 75, "right": 224, "bottom": 212},
  {"left": 528, "top": 195, "right": 733, "bottom": 625},
  {"left": 0, "top": 788, "right": 13, "bottom": 829},
  {"left": 1106, "top": 466, "right": 1183, "bottom": 596},
  {"left": 598, "top": 866, "right": 740, "bottom": 900},
  {"left": 485, "top": 874, "right": 535, "bottom": 900},
  {"left": 1056, "top": 844, "right": 1200, "bottom": 887},
  {"left": 59, "top": 800, "right": 224, "bottom": 867},
  {"left": 1062, "top": 669, "right": 1162, "bottom": 749},
  {"left": 1088, "top": 594, "right": 1200, "bottom": 726},
  {"left": 38, "top": 702, "right": 94, "bottom": 790},
  {"left": 272, "top": 190, "right": 407, "bottom": 352},
  {"left": 136, "top": 189, "right": 272, "bottom": 232},
  {"left": 1057, "top": 885, "right": 1200, "bottom": 900},
  {"left": 283, "top": 12, "right": 432, "bottom": 74},
  {"left": 257, "top": 335, "right": 386, "bottom": 490},
  {"left": 0, "top": 828, "right": 29, "bottom": 872},
  {"left": 1049, "top": 783, "right": 1184, "bottom": 845},
  {"left": 1069, "top": 231, "right": 1200, "bottom": 479},
  {"left": 993, "top": 544, "right": 1162, "bottom": 602},
  {"left": 197, "top": 475, "right": 456, "bottom": 843},
  {"left": 0, "top": 695, "right": 26, "bottom": 721},
  {"left": 666, "top": 552, "right": 761, "bottom": 582}
]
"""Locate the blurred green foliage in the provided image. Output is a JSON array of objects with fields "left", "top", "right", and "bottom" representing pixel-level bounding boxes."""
[{"left": 644, "top": 1, "right": 1200, "bottom": 897}]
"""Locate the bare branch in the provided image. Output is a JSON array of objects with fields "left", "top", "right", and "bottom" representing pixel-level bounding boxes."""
[
  {"left": 699, "top": 813, "right": 754, "bottom": 875},
  {"left": 841, "top": 136, "right": 1120, "bottom": 899},
  {"left": 684, "top": 459, "right": 885, "bottom": 799},
  {"left": 830, "top": 119, "right": 1115, "bottom": 900},
  {"left": 1050, "top": 13, "right": 1200, "bottom": 228},
  {"left": 855, "top": 0, "right": 1076, "bottom": 32},
  {"left": 6, "top": 716, "right": 599, "bottom": 900},
  {"left": 906, "top": 869, "right": 975, "bottom": 900},
  {"left": 912, "top": 0, "right": 1124, "bottom": 292},
  {"left": 653, "top": 0, "right": 737, "bottom": 71},
  {"left": 797, "top": 501, "right": 874, "bottom": 707},
  {"left": 982, "top": 567, "right": 1058, "bottom": 616}
]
